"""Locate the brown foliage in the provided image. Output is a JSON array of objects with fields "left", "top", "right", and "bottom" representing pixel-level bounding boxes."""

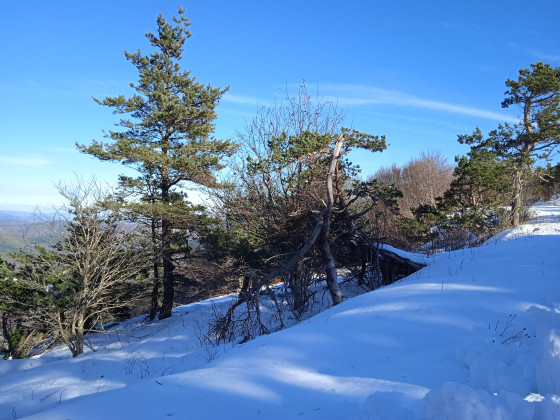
[{"left": 375, "top": 150, "right": 455, "bottom": 218}]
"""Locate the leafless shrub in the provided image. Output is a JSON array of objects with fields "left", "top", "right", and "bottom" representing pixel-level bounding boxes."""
[
  {"left": 490, "top": 314, "right": 533, "bottom": 347},
  {"left": 375, "top": 150, "right": 455, "bottom": 218},
  {"left": 371, "top": 151, "right": 455, "bottom": 250},
  {"left": 124, "top": 352, "right": 152, "bottom": 378},
  {"left": 10, "top": 178, "right": 151, "bottom": 357}
]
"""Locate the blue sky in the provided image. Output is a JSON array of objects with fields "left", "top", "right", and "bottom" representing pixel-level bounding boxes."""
[{"left": 1, "top": 0, "right": 559, "bottom": 210}]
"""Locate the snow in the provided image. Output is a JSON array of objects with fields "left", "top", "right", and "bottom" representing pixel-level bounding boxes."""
[
  {"left": 1, "top": 199, "right": 560, "bottom": 419},
  {"left": 378, "top": 243, "right": 432, "bottom": 265}
]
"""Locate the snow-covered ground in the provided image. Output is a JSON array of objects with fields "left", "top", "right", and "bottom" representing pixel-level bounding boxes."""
[{"left": 1, "top": 199, "right": 560, "bottom": 419}]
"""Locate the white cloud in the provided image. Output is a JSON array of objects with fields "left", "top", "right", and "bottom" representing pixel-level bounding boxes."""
[
  {"left": 221, "top": 83, "right": 520, "bottom": 124},
  {"left": 0, "top": 155, "right": 50, "bottom": 167},
  {"left": 528, "top": 49, "right": 560, "bottom": 63},
  {"left": 43, "top": 146, "right": 76, "bottom": 154},
  {"left": 222, "top": 93, "right": 264, "bottom": 106},
  {"left": 321, "top": 84, "right": 519, "bottom": 123}
]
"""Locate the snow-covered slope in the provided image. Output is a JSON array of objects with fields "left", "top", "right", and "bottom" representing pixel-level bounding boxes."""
[{"left": 1, "top": 200, "right": 560, "bottom": 419}]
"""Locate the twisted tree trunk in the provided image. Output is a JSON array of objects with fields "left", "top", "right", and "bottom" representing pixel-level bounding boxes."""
[{"left": 318, "top": 134, "right": 345, "bottom": 305}]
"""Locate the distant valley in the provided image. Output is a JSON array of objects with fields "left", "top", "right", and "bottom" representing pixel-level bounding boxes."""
[{"left": 0, "top": 210, "right": 60, "bottom": 257}]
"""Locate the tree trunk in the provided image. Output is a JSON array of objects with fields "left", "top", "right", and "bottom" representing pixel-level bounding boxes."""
[
  {"left": 320, "top": 134, "right": 345, "bottom": 306},
  {"left": 159, "top": 218, "right": 174, "bottom": 319},
  {"left": 149, "top": 219, "right": 160, "bottom": 321},
  {"left": 511, "top": 169, "right": 523, "bottom": 226},
  {"left": 1, "top": 314, "right": 15, "bottom": 357},
  {"left": 1, "top": 314, "right": 8, "bottom": 344},
  {"left": 64, "top": 312, "right": 85, "bottom": 358},
  {"left": 73, "top": 324, "right": 84, "bottom": 358},
  {"left": 149, "top": 260, "right": 160, "bottom": 321},
  {"left": 290, "top": 262, "right": 305, "bottom": 312},
  {"left": 159, "top": 184, "right": 174, "bottom": 320},
  {"left": 318, "top": 233, "right": 342, "bottom": 305},
  {"left": 510, "top": 99, "right": 533, "bottom": 227}
]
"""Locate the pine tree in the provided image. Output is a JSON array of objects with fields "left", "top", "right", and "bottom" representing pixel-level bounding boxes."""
[
  {"left": 78, "top": 7, "right": 236, "bottom": 319},
  {"left": 0, "top": 255, "right": 22, "bottom": 358},
  {"left": 439, "top": 134, "right": 513, "bottom": 232},
  {"left": 460, "top": 63, "right": 560, "bottom": 225}
]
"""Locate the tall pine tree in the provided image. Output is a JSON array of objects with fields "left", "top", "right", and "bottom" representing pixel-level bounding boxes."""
[{"left": 78, "top": 7, "right": 236, "bottom": 319}]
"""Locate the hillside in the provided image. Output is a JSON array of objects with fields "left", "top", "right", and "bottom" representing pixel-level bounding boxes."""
[
  {"left": 0, "top": 211, "right": 61, "bottom": 256},
  {"left": 1, "top": 200, "right": 559, "bottom": 419}
]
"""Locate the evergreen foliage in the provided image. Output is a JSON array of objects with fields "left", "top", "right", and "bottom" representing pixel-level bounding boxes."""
[
  {"left": 77, "top": 7, "right": 237, "bottom": 319},
  {"left": 4, "top": 6, "right": 559, "bottom": 362},
  {"left": 459, "top": 63, "right": 560, "bottom": 225},
  {"left": 438, "top": 136, "right": 513, "bottom": 233},
  {"left": 0, "top": 255, "right": 27, "bottom": 358},
  {"left": 214, "top": 85, "right": 394, "bottom": 318}
]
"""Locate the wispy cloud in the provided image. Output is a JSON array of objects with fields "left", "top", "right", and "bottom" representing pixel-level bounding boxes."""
[
  {"left": 221, "top": 83, "right": 518, "bottom": 124},
  {"left": 507, "top": 43, "right": 560, "bottom": 63},
  {"left": 0, "top": 155, "right": 50, "bottom": 167},
  {"left": 43, "top": 146, "right": 76, "bottom": 154},
  {"left": 321, "top": 84, "right": 519, "bottom": 123},
  {"left": 528, "top": 49, "right": 560, "bottom": 63},
  {"left": 222, "top": 93, "right": 265, "bottom": 106}
]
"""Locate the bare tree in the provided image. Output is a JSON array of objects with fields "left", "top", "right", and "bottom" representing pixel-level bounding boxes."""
[
  {"left": 12, "top": 179, "right": 150, "bottom": 357},
  {"left": 209, "top": 84, "right": 346, "bottom": 308},
  {"left": 375, "top": 150, "right": 455, "bottom": 217},
  {"left": 212, "top": 124, "right": 388, "bottom": 344}
]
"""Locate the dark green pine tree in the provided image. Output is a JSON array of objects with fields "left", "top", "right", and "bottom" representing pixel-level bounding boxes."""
[
  {"left": 460, "top": 63, "right": 560, "bottom": 225},
  {"left": 78, "top": 7, "right": 237, "bottom": 319},
  {"left": 439, "top": 133, "right": 514, "bottom": 232},
  {"left": 0, "top": 255, "right": 22, "bottom": 358}
]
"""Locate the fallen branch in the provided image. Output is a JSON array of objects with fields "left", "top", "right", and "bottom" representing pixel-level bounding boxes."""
[{"left": 216, "top": 207, "right": 326, "bottom": 342}]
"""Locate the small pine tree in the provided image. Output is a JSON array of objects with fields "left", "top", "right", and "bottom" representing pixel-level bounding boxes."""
[
  {"left": 0, "top": 255, "right": 25, "bottom": 358},
  {"left": 438, "top": 136, "right": 514, "bottom": 232}
]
